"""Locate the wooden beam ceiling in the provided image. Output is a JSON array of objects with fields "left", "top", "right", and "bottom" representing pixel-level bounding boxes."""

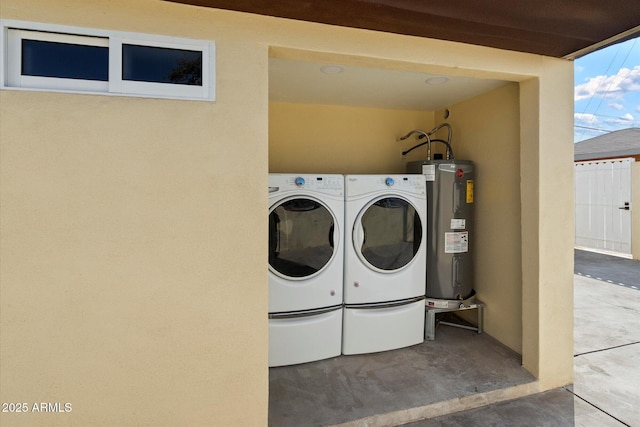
[{"left": 165, "top": 0, "right": 640, "bottom": 58}]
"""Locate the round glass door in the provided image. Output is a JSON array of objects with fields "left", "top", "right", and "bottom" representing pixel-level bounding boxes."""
[
  {"left": 354, "top": 197, "right": 422, "bottom": 272},
  {"left": 269, "top": 197, "right": 336, "bottom": 279}
]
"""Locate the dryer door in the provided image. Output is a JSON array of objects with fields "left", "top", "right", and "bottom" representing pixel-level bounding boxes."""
[
  {"left": 269, "top": 197, "right": 337, "bottom": 280},
  {"left": 354, "top": 196, "right": 422, "bottom": 272}
]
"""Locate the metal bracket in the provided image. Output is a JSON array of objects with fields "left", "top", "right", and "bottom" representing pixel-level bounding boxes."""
[{"left": 425, "top": 300, "right": 484, "bottom": 340}]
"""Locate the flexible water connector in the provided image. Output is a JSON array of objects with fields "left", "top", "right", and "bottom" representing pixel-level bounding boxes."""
[
  {"left": 396, "top": 129, "right": 433, "bottom": 160},
  {"left": 428, "top": 123, "right": 453, "bottom": 159},
  {"left": 396, "top": 129, "right": 429, "bottom": 141}
]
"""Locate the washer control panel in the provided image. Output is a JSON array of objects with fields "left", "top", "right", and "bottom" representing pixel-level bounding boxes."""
[
  {"left": 269, "top": 174, "right": 344, "bottom": 195},
  {"left": 289, "top": 175, "right": 343, "bottom": 190}
]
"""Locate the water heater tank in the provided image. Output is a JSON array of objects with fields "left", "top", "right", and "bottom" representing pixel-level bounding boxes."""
[{"left": 406, "top": 159, "right": 474, "bottom": 300}]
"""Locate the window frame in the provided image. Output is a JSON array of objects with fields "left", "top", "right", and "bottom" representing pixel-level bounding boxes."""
[
  {"left": 8, "top": 30, "right": 110, "bottom": 92},
  {"left": 1, "top": 20, "right": 216, "bottom": 101}
]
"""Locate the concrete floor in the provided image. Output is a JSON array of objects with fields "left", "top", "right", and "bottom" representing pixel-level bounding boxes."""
[
  {"left": 404, "top": 274, "right": 640, "bottom": 427},
  {"left": 269, "top": 253, "right": 640, "bottom": 426},
  {"left": 269, "top": 314, "right": 536, "bottom": 427},
  {"left": 402, "top": 387, "right": 627, "bottom": 427},
  {"left": 571, "top": 275, "right": 640, "bottom": 427}
]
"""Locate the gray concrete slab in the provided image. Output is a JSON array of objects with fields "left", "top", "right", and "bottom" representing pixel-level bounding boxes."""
[
  {"left": 398, "top": 275, "right": 640, "bottom": 427},
  {"left": 574, "top": 275, "right": 640, "bottom": 355},
  {"left": 402, "top": 388, "right": 626, "bottom": 427},
  {"left": 269, "top": 253, "right": 640, "bottom": 426},
  {"left": 574, "top": 342, "right": 640, "bottom": 426},
  {"left": 269, "top": 324, "right": 535, "bottom": 427},
  {"left": 573, "top": 275, "right": 640, "bottom": 426}
]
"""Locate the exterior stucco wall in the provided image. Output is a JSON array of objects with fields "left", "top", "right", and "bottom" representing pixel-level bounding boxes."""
[
  {"left": 1, "top": 0, "right": 574, "bottom": 425},
  {"left": 435, "top": 83, "right": 523, "bottom": 353},
  {"left": 0, "top": 2, "right": 270, "bottom": 426},
  {"left": 520, "top": 64, "right": 575, "bottom": 384},
  {"left": 269, "top": 103, "right": 434, "bottom": 174}
]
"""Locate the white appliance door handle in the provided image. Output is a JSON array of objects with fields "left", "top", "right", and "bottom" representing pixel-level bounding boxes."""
[{"left": 353, "top": 220, "right": 365, "bottom": 251}]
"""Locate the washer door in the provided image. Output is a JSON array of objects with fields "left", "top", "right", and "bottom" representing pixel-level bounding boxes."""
[
  {"left": 269, "top": 197, "right": 337, "bottom": 280},
  {"left": 353, "top": 196, "right": 422, "bottom": 272}
]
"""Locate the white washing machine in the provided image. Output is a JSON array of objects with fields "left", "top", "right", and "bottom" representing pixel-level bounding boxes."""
[
  {"left": 268, "top": 174, "right": 344, "bottom": 367},
  {"left": 343, "top": 175, "right": 426, "bottom": 355}
]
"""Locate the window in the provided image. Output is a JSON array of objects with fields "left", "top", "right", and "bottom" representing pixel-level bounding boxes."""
[
  {"left": 122, "top": 44, "right": 202, "bottom": 85},
  {"left": 22, "top": 38, "right": 108, "bottom": 81},
  {"left": 7, "top": 30, "right": 109, "bottom": 92},
  {"left": 1, "top": 20, "right": 215, "bottom": 101}
]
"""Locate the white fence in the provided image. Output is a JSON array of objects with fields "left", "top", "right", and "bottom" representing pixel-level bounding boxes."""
[{"left": 575, "top": 158, "right": 634, "bottom": 254}]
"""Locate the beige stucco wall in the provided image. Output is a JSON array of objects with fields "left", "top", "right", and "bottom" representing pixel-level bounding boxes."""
[
  {"left": 435, "top": 83, "right": 523, "bottom": 353},
  {"left": 520, "top": 66, "right": 575, "bottom": 383},
  {"left": 1, "top": 0, "right": 575, "bottom": 425},
  {"left": 634, "top": 163, "right": 640, "bottom": 260},
  {"left": 0, "top": 2, "right": 270, "bottom": 426},
  {"left": 269, "top": 103, "right": 434, "bottom": 174}
]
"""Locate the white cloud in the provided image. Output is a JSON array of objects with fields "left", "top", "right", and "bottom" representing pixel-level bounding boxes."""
[
  {"left": 574, "top": 113, "right": 599, "bottom": 126},
  {"left": 609, "top": 102, "right": 624, "bottom": 110},
  {"left": 602, "top": 114, "right": 640, "bottom": 128},
  {"left": 574, "top": 112, "right": 640, "bottom": 129},
  {"left": 574, "top": 65, "right": 640, "bottom": 101}
]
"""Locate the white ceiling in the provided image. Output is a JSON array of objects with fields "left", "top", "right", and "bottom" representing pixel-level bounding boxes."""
[{"left": 269, "top": 58, "right": 510, "bottom": 111}]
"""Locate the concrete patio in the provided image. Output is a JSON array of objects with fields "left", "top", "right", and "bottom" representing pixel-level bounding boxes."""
[
  {"left": 269, "top": 316, "right": 537, "bottom": 427},
  {"left": 269, "top": 262, "right": 640, "bottom": 426},
  {"left": 405, "top": 275, "right": 640, "bottom": 427}
]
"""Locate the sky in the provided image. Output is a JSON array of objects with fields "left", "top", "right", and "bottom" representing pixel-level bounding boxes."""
[{"left": 574, "top": 37, "right": 640, "bottom": 142}]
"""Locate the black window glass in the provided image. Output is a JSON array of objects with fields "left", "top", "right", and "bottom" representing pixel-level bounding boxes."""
[
  {"left": 359, "top": 197, "right": 422, "bottom": 271},
  {"left": 122, "top": 44, "right": 202, "bottom": 86},
  {"left": 22, "top": 39, "right": 108, "bottom": 81},
  {"left": 269, "top": 198, "right": 335, "bottom": 278}
]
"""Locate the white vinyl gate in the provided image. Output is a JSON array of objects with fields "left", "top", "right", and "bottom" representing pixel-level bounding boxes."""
[{"left": 575, "top": 158, "right": 634, "bottom": 254}]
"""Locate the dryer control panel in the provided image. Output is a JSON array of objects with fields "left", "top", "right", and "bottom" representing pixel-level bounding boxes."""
[{"left": 346, "top": 175, "right": 426, "bottom": 197}]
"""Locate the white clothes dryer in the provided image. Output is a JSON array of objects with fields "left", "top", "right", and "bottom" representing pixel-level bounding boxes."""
[
  {"left": 343, "top": 175, "right": 426, "bottom": 355},
  {"left": 268, "top": 174, "right": 344, "bottom": 367}
]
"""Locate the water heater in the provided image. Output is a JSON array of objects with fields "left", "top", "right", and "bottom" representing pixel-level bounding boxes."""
[{"left": 407, "top": 159, "right": 474, "bottom": 300}]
